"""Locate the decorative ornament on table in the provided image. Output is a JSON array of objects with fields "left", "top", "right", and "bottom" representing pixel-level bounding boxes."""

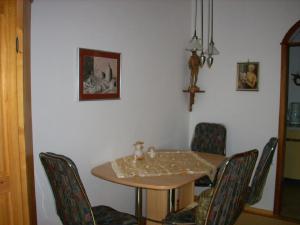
[
  {"left": 133, "top": 141, "right": 144, "bottom": 160},
  {"left": 147, "top": 146, "right": 156, "bottom": 158}
]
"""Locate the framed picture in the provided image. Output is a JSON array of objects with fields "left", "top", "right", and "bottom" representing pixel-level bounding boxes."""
[
  {"left": 236, "top": 62, "right": 259, "bottom": 91},
  {"left": 79, "top": 48, "right": 120, "bottom": 100}
]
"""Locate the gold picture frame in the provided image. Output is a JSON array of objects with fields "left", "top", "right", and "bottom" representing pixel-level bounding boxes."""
[{"left": 236, "top": 62, "right": 259, "bottom": 91}]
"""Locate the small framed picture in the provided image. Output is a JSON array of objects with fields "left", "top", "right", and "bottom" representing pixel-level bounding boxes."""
[
  {"left": 79, "top": 48, "right": 120, "bottom": 100},
  {"left": 236, "top": 62, "right": 259, "bottom": 91}
]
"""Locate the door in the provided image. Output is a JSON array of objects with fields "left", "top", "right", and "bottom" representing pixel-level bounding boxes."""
[
  {"left": 281, "top": 46, "right": 300, "bottom": 221},
  {"left": 274, "top": 20, "right": 300, "bottom": 219},
  {"left": 0, "top": 1, "right": 35, "bottom": 225}
]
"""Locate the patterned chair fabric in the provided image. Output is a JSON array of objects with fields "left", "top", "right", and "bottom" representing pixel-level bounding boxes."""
[
  {"left": 163, "top": 207, "right": 196, "bottom": 225},
  {"left": 40, "top": 152, "right": 137, "bottom": 225},
  {"left": 195, "top": 188, "right": 214, "bottom": 225},
  {"left": 164, "top": 149, "right": 258, "bottom": 225},
  {"left": 191, "top": 123, "right": 226, "bottom": 155},
  {"left": 178, "top": 137, "right": 278, "bottom": 224},
  {"left": 247, "top": 137, "right": 278, "bottom": 205},
  {"left": 191, "top": 123, "right": 226, "bottom": 186}
]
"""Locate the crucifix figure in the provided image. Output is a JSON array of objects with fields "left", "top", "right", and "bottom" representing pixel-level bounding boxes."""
[{"left": 188, "top": 50, "right": 201, "bottom": 91}]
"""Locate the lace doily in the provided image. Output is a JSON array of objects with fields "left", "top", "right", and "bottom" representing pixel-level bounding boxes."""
[{"left": 111, "top": 150, "right": 216, "bottom": 180}]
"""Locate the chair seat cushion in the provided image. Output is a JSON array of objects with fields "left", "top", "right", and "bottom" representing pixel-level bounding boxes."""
[
  {"left": 92, "top": 205, "right": 137, "bottom": 225},
  {"left": 164, "top": 207, "right": 196, "bottom": 225},
  {"left": 245, "top": 186, "right": 253, "bottom": 205},
  {"left": 195, "top": 188, "right": 214, "bottom": 225},
  {"left": 164, "top": 188, "right": 214, "bottom": 225},
  {"left": 194, "top": 176, "right": 213, "bottom": 187}
]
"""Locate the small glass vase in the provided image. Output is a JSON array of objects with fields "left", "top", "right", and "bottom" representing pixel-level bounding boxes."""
[{"left": 133, "top": 141, "right": 144, "bottom": 160}]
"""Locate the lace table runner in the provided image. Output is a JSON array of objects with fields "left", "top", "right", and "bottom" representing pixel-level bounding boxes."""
[{"left": 111, "top": 150, "right": 216, "bottom": 180}]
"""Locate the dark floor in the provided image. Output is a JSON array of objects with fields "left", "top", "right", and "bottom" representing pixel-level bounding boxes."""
[{"left": 281, "top": 179, "right": 300, "bottom": 221}]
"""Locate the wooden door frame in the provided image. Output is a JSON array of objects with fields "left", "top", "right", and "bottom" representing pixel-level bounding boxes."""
[{"left": 274, "top": 20, "right": 300, "bottom": 215}]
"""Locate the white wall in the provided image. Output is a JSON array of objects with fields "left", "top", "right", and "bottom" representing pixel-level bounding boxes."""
[
  {"left": 189, "top": 0, "right": 300, "bottom": 210},
  {"left": 32, "top": 0, "right": 300, "bottom": 223},
  {"left": 31, "top": 1, "right": 191, "bottom": 224}
]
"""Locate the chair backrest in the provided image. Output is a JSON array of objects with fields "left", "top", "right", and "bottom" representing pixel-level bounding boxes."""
[
  {"left": 204, "top": 149, "right": 258, "bottom": 225},
  {"left": 247, "top": 137, "right": 278, "bottom": 205},
  {"left": 191, "top": 122, "right": 226, "bottom": 155},
  {"left": 40, "top": 152, "right": 96, "bottom": 225}
]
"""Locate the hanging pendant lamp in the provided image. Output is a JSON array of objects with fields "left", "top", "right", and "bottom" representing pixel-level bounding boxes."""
[
  {"left": 186, "top": 0, "right": 203, "bottom": 52},
  {"left": 186, "top": 0, "right": 219, "bottom": 67},
  {"left": 205, "top": 0, "right": 219, "bottom": 68},
  {"left": 199, "top": 0, "right": 206, "bottom": 67}
]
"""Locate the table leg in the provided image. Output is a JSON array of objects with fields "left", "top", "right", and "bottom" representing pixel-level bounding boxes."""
[
  {"left": 146, "top": 189, "right": 168, "bottom": 225},
  {"left": 177, "top": 182, "right": 195, "bottom": 210},
  {"left": 135, "top": 187, "right": 143, "bottom": 225},
  {"left": 168, "top": 189, "right": 176, "bottom": 213},
  {"left": 145, "top": 182, "right": 194, "bottom": 225}
]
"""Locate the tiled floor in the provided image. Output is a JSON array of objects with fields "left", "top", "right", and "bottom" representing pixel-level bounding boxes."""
[{"left": 281, "top": 179, "right": 300, "bottom": 221}]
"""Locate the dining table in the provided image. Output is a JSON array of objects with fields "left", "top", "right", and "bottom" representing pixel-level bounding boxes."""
[{"left": 91, "top": 150, "right": 225, "bottom": 225}]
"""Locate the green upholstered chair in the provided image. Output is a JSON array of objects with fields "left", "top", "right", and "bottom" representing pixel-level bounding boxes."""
[
  {"left": 164, "top": 149, "right": 258, "bottom": 225},
  {"left": 174, "top": 137, "right": 278, "bottom": 225},
  {"left": 196, "top": 137, "right": 278, "bottom": 207},
  {"left": 191, "top": 122, "right": 226, "bottom": 187},
  {"left": 247, "top": 137, "right": 278, "bottom": 205},
  {"left": 40, "top": 152, "right": 137, "bottom": 225}
]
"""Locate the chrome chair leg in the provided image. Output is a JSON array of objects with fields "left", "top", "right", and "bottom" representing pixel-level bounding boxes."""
[
  {"left": 168, "top": 189, "right": 176, "bottom": 213},
  {"left": 135, "top": 187, "right": 143, "bottom": 225}
]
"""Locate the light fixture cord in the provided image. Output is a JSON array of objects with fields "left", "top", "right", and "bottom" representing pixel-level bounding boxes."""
[
  {"left": 201, "top": 0, "right": 203, "bottom": 44},
  {"left": 208, "top": 0, "right": 211, "bottom": 48},
  {"left": 194, "top": 0, "right": 198, "bottom": 37},
  {"left": 211, "top": 0, "right": 214, "bottom": 42}
]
